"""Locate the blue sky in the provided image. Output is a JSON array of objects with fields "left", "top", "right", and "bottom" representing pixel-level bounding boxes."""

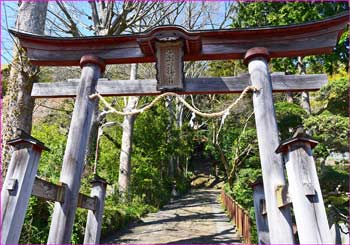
[
  {"left": 1, "top": 1, "right": 18, "bottom": 65},
  {"left": 1, "top": 1, "right": 231, "bottom": 65}
]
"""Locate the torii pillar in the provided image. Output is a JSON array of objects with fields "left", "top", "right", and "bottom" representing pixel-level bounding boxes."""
[
  {"left": 276, "top": 129, "right": 332, "bottom": 244},
  {"left": 47, "top": 55, "right": 105, "bottom": 244},
  {"left": 1, "top": 129, "right": 49, "bottom": 244},
  {"left": 84, "top": 175, "right": 108, "bottom": 244},
  {"left": 244, "top": 47, "right": 294, "bottom": 244},
  {"left": 250, "top": 177, "right": 270, "bottom": 244}
]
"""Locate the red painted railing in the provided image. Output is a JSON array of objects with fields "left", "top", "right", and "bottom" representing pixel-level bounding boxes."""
[{"left": 221, "top": 190, "right": 251, "bottom": 244}]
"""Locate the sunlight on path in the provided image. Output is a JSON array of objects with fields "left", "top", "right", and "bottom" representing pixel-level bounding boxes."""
[{"left": 102, "top": 189, "right": 242, "bottom": 244}]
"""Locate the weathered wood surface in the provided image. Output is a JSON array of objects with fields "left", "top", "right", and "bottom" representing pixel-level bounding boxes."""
[
  {"left": 78, "top": 193, "right": 97, "bottom": 211},
  {"left": 330, "top": 223, "right": 349, "bottom": 244},
  {"left": 32, "top": 177, "right": 96, "bottom": 210},
  {"left": 9, "top": 13, "right": 347, "bottom": 66},
  {"left": 1, "top": 139, "right": 45, "bottom": 244},
  {"left": 155, "top": 40, "right": 184, "bottom": 91},
  {"left": 252, "top": 183, "right": 270, "bottom": 244},
  {"left": 47, "top": 63, "right": 101, "bottom": 244},
  {"left": 32, "top": 177, "right": 66, "bottom": 202},
  {"left": 84, "top": 177, "right": 107, "bottom": 244},
  {"left": 281, "top": 142, "right": 332, "bottom": 244},
  {"left": 31, "top": 73, "right": 327, "bottom": 98},
  {"left": 248, "top": 58, "right": 294, "bottom": 243}
]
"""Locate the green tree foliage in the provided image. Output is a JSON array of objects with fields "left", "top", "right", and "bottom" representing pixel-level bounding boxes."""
[
  {"left": 304, "top": 75, "right": 348, "bottom": 157},
  {"left": 14, "top": 3, "right": 349, "bottom": 243},
  {"left": 19, "top": 197, "right": 51, "bottom": 244},
  {"left": 319, "top": 165, "right": 348, "bottom": 213},
  {"left": 316, "top": 75, "right": 348, "bottom": 117},
  {"left": 230, "top": 1, "right": 349, "bottom": 74},
  {"left": 32, "top": 123, "right": 68, "bottom": 182},
  {"left": 204, "top": 3, "right": 349, "bottom": 241},
  {"left": 275, "top": 102, "right": 306, "bottom": 139},
  {"left": 20, "top": 93, "right": 194, "bottom": 243}
]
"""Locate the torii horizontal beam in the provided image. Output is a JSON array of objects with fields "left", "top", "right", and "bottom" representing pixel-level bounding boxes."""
[
  {"left": 9, "top": 12, "right": 348, "bottom": 66},
  {"left": 31, "top": 73, "right": 327, "bottom": 98},
  {"left": 31, "top": 177, "right": 97, "bottom": 211}
]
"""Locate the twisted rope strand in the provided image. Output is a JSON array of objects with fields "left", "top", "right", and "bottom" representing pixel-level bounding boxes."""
[{"left": 89, "top": 86, "right": 258, "bottom": 118}]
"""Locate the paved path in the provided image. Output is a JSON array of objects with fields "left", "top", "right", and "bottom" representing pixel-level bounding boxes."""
[{"left": 102, "top": 189, "right": 241, "bottom": 244}]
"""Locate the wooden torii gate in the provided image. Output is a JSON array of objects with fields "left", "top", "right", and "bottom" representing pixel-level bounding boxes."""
[{"left": 4, "top": 12, "right": 348, "bottom": 244}]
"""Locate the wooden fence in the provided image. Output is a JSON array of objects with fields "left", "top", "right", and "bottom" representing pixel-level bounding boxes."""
[{"left": 221, "top": 191, "right": 251, "bottom": 244}]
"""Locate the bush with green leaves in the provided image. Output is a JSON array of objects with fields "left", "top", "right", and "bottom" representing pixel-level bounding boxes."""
[
  {"left": 20, "top": 93, "right": 194, "bottom": 244},
  {"left": 19, "top": 197, "right": 52, "bottom": 244}
]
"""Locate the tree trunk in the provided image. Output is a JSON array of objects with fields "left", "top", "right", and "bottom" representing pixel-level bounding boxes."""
[
  {"left": 215, "top": 144, "right": 230, "bottom": 181},
  {"left": 175, "top": 97, "right": 184, "bottom": 174},
  {"left": 2, "top": 2, "right": 48, "bottom": 175},
  {"left": 297, "top": 56, "right": 311, "bottom": 114},
  {"left": 301, "top": 91, "right": 311, "bottom": 114},
  {"left": 165, "top": 96, "right": 175, "bottom": 178},
  {"left": 286, "top": 92, "right": 294, "bottom": 133},
  {"left": 118, "top": 64, "right": 139, "bottom": 197},
  {"left": 286, "top": 92, "right": 293, "bottom": 103}
]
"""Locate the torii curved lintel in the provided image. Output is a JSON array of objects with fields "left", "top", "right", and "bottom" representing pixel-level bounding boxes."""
[{"left": 9, "top": 12, "right": 348, "bottom": 66}]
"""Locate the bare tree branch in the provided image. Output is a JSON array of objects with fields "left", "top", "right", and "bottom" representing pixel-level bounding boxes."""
[
  {"left": 88, "top": 0, "right": 100, "bottom": 33},
  {"left": 55, "top": 0, "right": 81, "bottom": 36}
]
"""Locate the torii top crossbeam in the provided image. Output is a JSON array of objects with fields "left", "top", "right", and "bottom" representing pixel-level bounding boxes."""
[{"left": 9, "top": 12, "right": 348, "bottom": 67}]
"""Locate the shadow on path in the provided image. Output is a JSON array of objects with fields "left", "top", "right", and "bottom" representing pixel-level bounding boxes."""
[{"left": 102, "top": 189, "right": 241, "bottom": 244}]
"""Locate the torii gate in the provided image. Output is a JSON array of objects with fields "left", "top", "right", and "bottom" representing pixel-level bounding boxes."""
[{"left": 4, "top": 12, "right": 348, "bottom": 244}]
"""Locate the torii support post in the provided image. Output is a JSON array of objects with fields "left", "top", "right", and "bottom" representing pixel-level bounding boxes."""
[
  {"left": 244, "top": 48, "right": 294, "bottom": 244},
  {"left": 1, "top": 129, "right": 49, "bottom": 244},
  {"left": 276, "top": 129, "right": 332, "bottom": 244},
  {"left": 47, "top": 55, "right": 105, "bottom": 244},
  {"left": 83, "top": 175, "right": 108, "bottom": 244},
  {"left": 250, "top": 178, "right": 270, "bottom": 244}
]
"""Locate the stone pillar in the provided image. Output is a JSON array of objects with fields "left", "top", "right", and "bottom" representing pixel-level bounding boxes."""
[
  {"left": 84, "top": 175, "right": 108, "bottom": 244},
  {"left": 1, "top": 129, "right": 48, "bottom": 244},
  {"left": 48, "top": 55, "right": 105, "bottom": 244},
  {"left": 244, "top": 47, "right": 294, "bottom": 244},
  {"left": 276, "top": 129, "right": 332, "bottom": 244},
  {"left": 250, "top": 177, "right": 270, "bottom": 244}
]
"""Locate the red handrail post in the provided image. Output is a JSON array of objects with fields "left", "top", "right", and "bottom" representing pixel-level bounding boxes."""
[{"left": 221, "top": 191, "right": 252, "bottom": 243}]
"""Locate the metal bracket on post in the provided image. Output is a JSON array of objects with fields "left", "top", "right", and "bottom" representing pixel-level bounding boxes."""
[{"left": 275, "top": 185, "right": 291, "bottom": 208}]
